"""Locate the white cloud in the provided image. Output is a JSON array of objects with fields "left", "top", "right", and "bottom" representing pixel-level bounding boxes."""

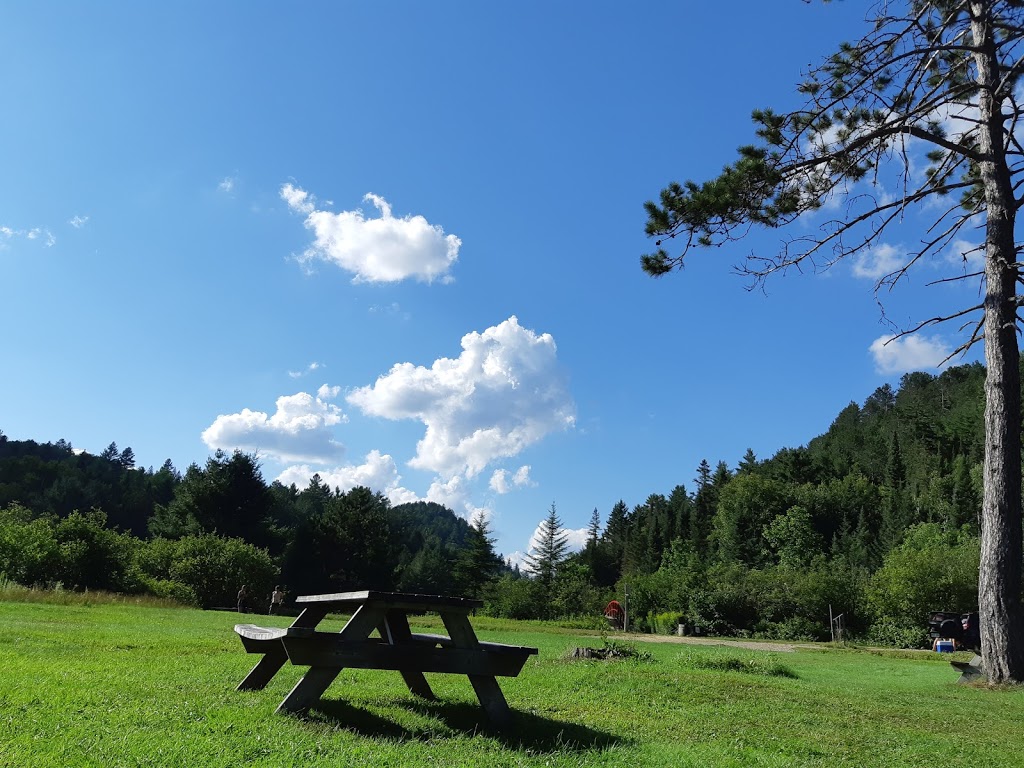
[
  {"left": 944, "top": 238, "right": 984, "bottom": 269},
  {"left": 219, "top": 177, "right": 236, "bottom": 193},
  {"left": 348, "top": 316, "right": 576, "bottom": 479},
  {"left": 870, "top": 334, "right": 951, "bottom": 374},
  {"left": 852, "top": 243, "right": 905, "bottom": 280},
  {"left": 490, "top": 470, "right": 510, "bottom": 494},
  {"left": 201, "top": 388, "right": 347, "bottom": 463},
  {"left": 68, "top": 215, "right": 89, "bottom": 229},
  {"left": 281, "top": 183, "right": 315, "bottom": 215},
  {"left": 275, "top": 450, "right": 419, "bottom": 505},
  {"left": 288, "top": 361, "right": 324, "bottom": 379},
  {"left": 1, "top": 225, "right": 54, "bottom": 247},
  {"left": 369, "top": 302, "right": 409, "bottom": 319},
  {"left": 489, "top": 465, "right": 534, "bottom": 494},
  {"left": 23, "top": 228, "right": 56, "bottom": 246},
  {"left": 281, "top": 183, "right": 461, "bottom": 284}
]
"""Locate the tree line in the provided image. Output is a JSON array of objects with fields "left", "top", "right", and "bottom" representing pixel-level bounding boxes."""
[
  {"left": 0, "top": 436, "right": 503, "bottom": 609},
  {"left": 0, "top": 362, "right": 1001, "bottom": 648},
  {"left": 494, "top": 362, "right": 992, "bottom": 647}
]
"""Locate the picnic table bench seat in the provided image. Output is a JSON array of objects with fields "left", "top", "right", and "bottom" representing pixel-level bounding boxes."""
[{"left": 235, "top": 624, "right": 538, "bottom": 676}]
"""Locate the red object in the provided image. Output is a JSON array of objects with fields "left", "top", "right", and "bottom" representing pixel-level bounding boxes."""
[{"left": 604, "top": 600, "right": 623, "bottom": 620}]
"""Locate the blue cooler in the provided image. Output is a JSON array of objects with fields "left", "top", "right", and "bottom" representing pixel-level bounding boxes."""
[{"left": 935, "top": 639, "right": 955, "bottom": 653}]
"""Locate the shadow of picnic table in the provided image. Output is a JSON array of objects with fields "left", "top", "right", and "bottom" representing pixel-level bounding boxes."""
[{"left": 303, "top": 698, "right": 624, "bottom": 754}]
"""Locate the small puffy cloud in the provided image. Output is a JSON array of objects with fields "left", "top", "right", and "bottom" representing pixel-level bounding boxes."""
[
  {"left": 24, "top": 228, "right": 56, "bottom": 246},
  {"left": 281, "top": 183, "right": 460, "bottom": 283},
  {"left": 944, "top": 238, "right": 984, "bottom": 269},
  {"left": 870, "top": 334, "right": 951, "bottom": 374},
  {"left": 348, "top": 316, "right": 576, "bottom": 479},
  {"left": 369, "top": 302, "right": 409, "bottom": 319},
  {"left": 852, "top": 243, "right": 905, "bottom": 280},
  {"left": 489, "top": 470, "right": 510, "bottom": 494},
  {"left": 275, "top": 450, "right": 418, "bottom": 505},
  {"left": 288, "top": 361, "right": 324, "bottom": 379},
  {"left": 281, "top": 183, "right": 315, "bottom": 215},
  {"left": 219, "top": 177, "right": 236, "bottom": 193},
  {"left": 1, "top": 225, "right": 54, "bottom": 247},
  {"left": 202, "top": 388, "right": 347, "bottom": 463},
  {"left": 489, "top": 465, "right": 534, "bottom": 494},
  {"left": 68, "top": 215, "right": 89, "bottom": 229}
]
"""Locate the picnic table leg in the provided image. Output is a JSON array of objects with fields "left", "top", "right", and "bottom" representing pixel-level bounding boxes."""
[
  {"left": 379, "top": 610, "right": 437, "bottom": 701},
  {"left": 277, "top": 602, "right": 386, "bottom": 714},
  {"left": 237, "top": 606, "right": 330, "bottom": 691},
  {"left": 440, "top": 611, "right": 513, "bottom": 725},
  {"left": 237, "top": 651, "right": 287, "bottom": 691}
]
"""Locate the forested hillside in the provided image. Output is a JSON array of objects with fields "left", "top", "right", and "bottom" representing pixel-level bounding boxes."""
[{"left": 0, "top": 362, "right": 1003, "bottom": 645}]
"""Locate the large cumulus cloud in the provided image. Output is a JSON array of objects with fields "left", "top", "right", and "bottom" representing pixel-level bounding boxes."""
[{"left": 347, "top": 316, "right": 576, "bottom": 479}]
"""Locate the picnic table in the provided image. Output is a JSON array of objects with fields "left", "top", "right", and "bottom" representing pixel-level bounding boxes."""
[{"left": 234, "top": 590, "right": 538, "bottom": 725}]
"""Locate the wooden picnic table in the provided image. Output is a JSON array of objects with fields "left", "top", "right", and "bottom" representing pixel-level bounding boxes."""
[{"left": 234, "top": 590, "right": 537, "bottom": 725}]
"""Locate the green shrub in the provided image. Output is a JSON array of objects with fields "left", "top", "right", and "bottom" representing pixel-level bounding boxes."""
[
  {"left": 483, "top": 574, "right": 544, "bottom": 620},
  {"left": 648, "top": 611, "right": 683, "bottom": 635},
  {"left": 753, "top": 616, "right": 821, "bottom": 641},
  {"left": 678, "top": 651, "right": 797, "bottom": 678},
  {"left": 136, "top": 534, "right": 276, "bottom": 609},
  {"left": 867, "top": 618, "right": 929, "bottom": 649},
  {"left": 0, "top": 504, "right": 60, "bottom": 586},
  {"left": 141, "top": 578, "right": 198, "bottom": 606},
  {"left": 54, "top": 510, "right": 143, "bottom": 594},
  {"left": 865, "top": 523, "right": 978, "bottom": 628}
]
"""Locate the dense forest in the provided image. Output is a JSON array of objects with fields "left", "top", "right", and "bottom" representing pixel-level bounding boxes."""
[{"left": 0, "top": 362, "right": 1006, "bottom": 646}]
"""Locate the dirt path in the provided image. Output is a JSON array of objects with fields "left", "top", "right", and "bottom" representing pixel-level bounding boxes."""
[{"left": 624, "top": 633, "right": 811, "bottom": 653}]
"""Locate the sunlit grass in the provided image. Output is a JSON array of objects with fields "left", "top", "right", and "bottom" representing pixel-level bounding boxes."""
[{"left": 1, "top": 597, "right": 1021, "bottom": 767}]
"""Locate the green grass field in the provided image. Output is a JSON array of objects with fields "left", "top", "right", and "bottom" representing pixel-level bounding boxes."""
[{"left": 1, "top": 598, "right": 1021, "bottom": 767}]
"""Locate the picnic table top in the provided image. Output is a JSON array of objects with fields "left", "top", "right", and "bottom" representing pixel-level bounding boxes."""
[{"left": 295, "top": 590, "right": 484, "bottom": 611}]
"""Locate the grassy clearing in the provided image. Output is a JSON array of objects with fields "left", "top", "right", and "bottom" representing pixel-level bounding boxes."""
[{"left": 1, "top": 599, "right": 1021, "bottom": 767}]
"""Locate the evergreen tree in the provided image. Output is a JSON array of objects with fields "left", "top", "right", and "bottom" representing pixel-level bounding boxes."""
[
  {"left": 454, "top": 514, "right": 502, "bottom": 598},
  {"left": 524, "top": 503, "right": 569, "bottom": 594},
  {"left": 737, "top": 448, "right": 758, "bottom": 475},
  {"left": 601, "top": 499, "right": 630, "bottom": 578},
  {"left": 690, "top": 460, "right": 717, "bottom": 558},
  {"left": 118, "top": 446, "right": 136, "bottom": 470}
]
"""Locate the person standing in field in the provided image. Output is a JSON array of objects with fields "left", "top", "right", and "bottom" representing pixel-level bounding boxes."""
[
  {"left": 269, "top": 585, "right": 285, "bottom": 615},
  {"left": 237, "top": 585, "right": 249, "bottom": 614}
]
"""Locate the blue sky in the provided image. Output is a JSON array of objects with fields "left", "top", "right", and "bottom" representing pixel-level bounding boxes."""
[{"left": 0, "top": 2, "right": 984, "bottom": 564}]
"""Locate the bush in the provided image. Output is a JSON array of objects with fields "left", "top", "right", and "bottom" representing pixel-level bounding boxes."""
[
  {"left": 54, "top": 510, "right": 142, "bottom": 594},
  {"left": 0, "top": 504, "right": 60, "bottom": 586},
  {"left": 648, "top": 611, "right": 683, "bottom": 635},
  {"left": 483, "top": 574, "right": 544, "bottom": 620},
  {"left": 867, "top": 618, "right": 930, "bottom": 649},
  {"left": 141, "top": 578, "right": 198, "bottom": 606},
  {"left": 136, "top": 534, "right": 276, "bottom": 609},
  {"left": 865, "top": 523, "right": 978, "bottom": 628}
]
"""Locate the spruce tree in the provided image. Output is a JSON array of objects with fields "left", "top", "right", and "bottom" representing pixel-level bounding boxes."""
[{"left": 523, "top": 503, "right": 569, "bottom": 592}]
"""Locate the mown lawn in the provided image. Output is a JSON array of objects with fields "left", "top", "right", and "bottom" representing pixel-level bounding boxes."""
[{"left": 1, "top": 599, "right": 1021, "bottom": 767}]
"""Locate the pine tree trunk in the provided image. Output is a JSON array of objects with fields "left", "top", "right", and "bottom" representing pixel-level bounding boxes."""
[{"left": 973, "top": 1, "right": 1024, "bottom": 684}]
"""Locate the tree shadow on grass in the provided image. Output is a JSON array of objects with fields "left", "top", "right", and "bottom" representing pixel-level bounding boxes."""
[{"left": 303, "top": 698, "right": 624, "bottom": 755}]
